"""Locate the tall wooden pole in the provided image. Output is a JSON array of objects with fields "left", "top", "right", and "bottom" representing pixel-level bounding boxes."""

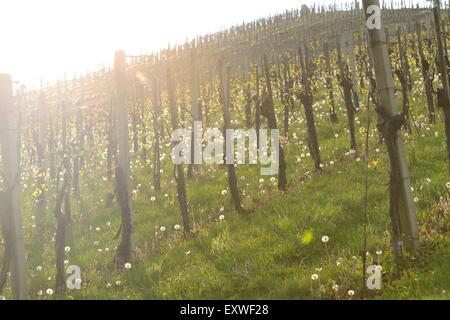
[
  {"left": 114, "top": 51, "right": 133, "bottom": 266},
  {"left": 433, "top": 0, "right": 450, "bottom": 175},
  {"left": 190, "top": 50, "right": 202, "bottom": 176},
  {"left": 151, "top": 77, "right": 162, "bottom": 193},
  {"left": 218, "top": 61, "right": 243, "bottom": 213},
  {"left": 363, "top": 0, "right": 419, "bottom": 255},
  {"left": 0, "top": 74, "right": 27, "bottom": 299},
  {"left": 262, "top": 55, "right": 287, "bottom": 190},
  {"left": 167, "top": 67, "right": 191, "bottom": 235}
]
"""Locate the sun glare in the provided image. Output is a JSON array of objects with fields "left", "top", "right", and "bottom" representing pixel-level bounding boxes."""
[{"left": 0, "top": 0, "right": 304, "bottom": 84}]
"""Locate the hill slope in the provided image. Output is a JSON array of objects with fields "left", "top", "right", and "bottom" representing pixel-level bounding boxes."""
[{"left": 18, "top": 72, "right": 449, "bottom": 300}]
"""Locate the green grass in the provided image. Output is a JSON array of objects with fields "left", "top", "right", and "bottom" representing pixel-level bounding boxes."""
[{"left": 0, "top": 62, "right": 449, "bottom": 301}]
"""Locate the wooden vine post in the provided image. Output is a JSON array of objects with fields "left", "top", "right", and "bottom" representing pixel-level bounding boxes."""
[
  {"left": 254, "top": 64, "right": 261, "bottom": 148},
  {"left": 167, "top": 67, "right": 191, "bottom": 235},
  {"left": 54, "top": 156, "right": 70, "bottom": 294},
  {"left": 297, "top": 46, "right": 322, "bottom": 170},
  {"left": 218, "top": 61, "right": 243, "bottom": 213},
  {"left": 282, "top": 55, "right": 293, "bottom": 137},
  {"left": 151, "top": 75, "right": 162, "bottom": 193},
  {"left": 416, "top": 22, "right": 435, "bottom": 124},
  {"left": 114, "top": 51, "right": 133, "bottom": 267},
  {"left": 137, "top": 76, "right": 148, "bottom": 162},
  {"left": 262, "top": 55, "right": 287, "bottom": 191},
  {"left": 323, "top": 41, "right": 338, "bottom": 123},
  {"left": 337, "top": 36, "right": 358, "bottom": 152},
  {"left": 395, "top": 26, "right": 412, "bottom": 133},
  {"left": 345, "top": 32, "right": 360, "bottom": 111},
  {"left": 363, "top": 0, "right": 419, "bottom": 256},
  {"left": 190, "top": 50, "right": 202, "bottom": 177},
  {"left": 54, "top": 76, "right": 72, "bottom": 294},
  {"left": 433, "top": 0, "right": 450, "bottom": 175},
  {"left": 0, "top": 74, "right": 27, "bottom": 299},
  {"left": 107, "top": 85, "right": 117, "bottom": 182}
]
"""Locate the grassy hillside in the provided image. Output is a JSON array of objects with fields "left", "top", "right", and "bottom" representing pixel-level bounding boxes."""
[{"left": 4, "top": 60, "right": 447, "bottom": 300}]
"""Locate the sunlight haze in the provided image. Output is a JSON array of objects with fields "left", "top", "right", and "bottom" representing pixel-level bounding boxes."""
[{"left": 0, "top": 0, "right": 322, "bottom": 83}]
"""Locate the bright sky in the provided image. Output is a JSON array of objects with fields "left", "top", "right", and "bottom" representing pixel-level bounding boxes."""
[
  {"left": 0, "top": 0, "right": 325, "bottom": 84},
  {"left": 0, "top": 0, "right": 430, "bottom": 84}
]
